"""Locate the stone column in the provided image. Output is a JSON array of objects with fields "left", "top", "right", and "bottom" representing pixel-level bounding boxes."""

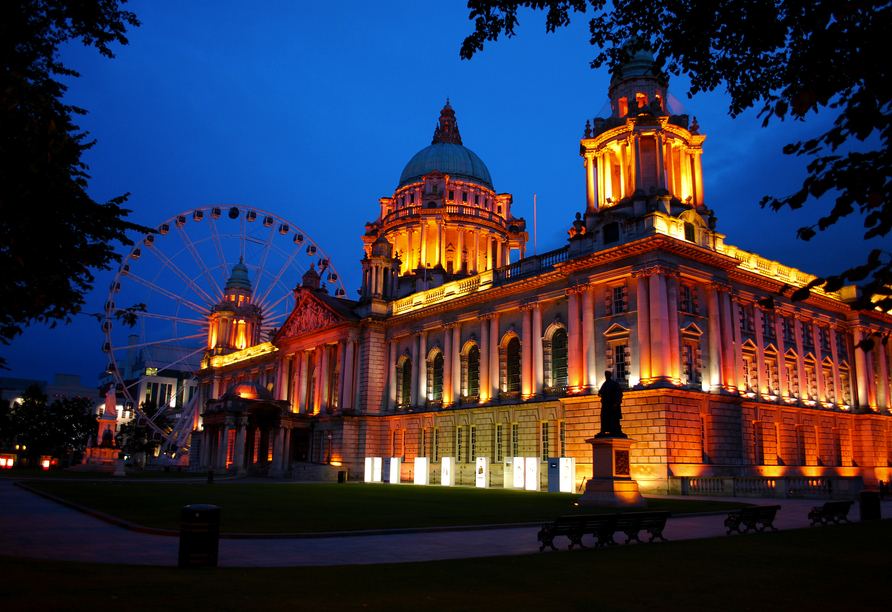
[
  {"left": 281, "top": 427, "right": 291, "bottom": 471},
  {"left": 666, "top": 273, "right": 681, "bottom": 382},
  {"left": 455, "top": 228, "right": 464, "bottom": 273},
  {"left": 635, "top": 272, "right": 651, "bottom": 383},
  {"left": 776, "top": 312, "right": 787, "bottom": 399},
  {"left": 233, "top": 414, "right": 248, "bottom": 473},
  {"left": 336, "top": 342, "right": 346, "bottom": 410},
  {"left": 693, "top": 149, "right": 704, "bottom": 206},
  {"left": 720, "top": 288, "right": 737, "bottom": 392},
  {"left": 521, "top": 304, "right": 533, "bottom": 397},
  {"left": 386, "top": 339, "right": 395, "bottom": 410},
  {"left": 270, "top": 426, "right": 284, "bottom": 474},
  {"left": 217, "top": 418, "right": 231, "bottom": 470},
  {"left": 411, "top": 331, "right": 421, "bottom": 407},
  {"left": 830, "top": 325, "right": 842, "bottom": 406},
  {"left": 633, "top": 134, "right": 643, "bottom": 190},
  {"left": 794, "top": 316, "right": 806, "bottom": 402},
  {"left": 649, "top": 269, "right": 671, "bottom": 381},
  {"left": 420, "top": 222, "right": 428, "bottom": 268},
  {"left": 731, "top": 299, "right": 744, "bottom": 392},
  {"left": 320, "top": 344, "right": 331, "bottom": 413},
  {"left": 200, "top": 426, "right": 212, "bottom": 469},
  {"left": 567, "top": 288, "right": 582, "bottom": 390},
  {"left": 532, "top": 303, "right": 543, "bottom": 396},
  {"left": 706, "top": 284, "right": 723, "bottom": 391},
  {"left": 479, "top": 314, "right": 491, "bottom": 401},
  {"left": 452, "top": 323, "right": 462, "bottom": 403},
  {"left": 585, "top": 153, "right": 597, "bottom": 214},
  {"left": 418, "top": 330, "right": 428, "bottom": 403},
  {"left": 875, "top": 337, "right": 888, "bottom": 411},
  {"left": 473, "top": 231, "right": 480, "bottom": 274},
  {"left": 490, "top": 313, "right": 501, "bottom": 399},
  {"left": 813, "top": 322, "right": 825, "bottom": 403},
  {"left": 754, "top": 306, "right": 766, "bottom": 396},
  {"left": 582, "top": 286, "right": 596, "bottom": 389},
  {"left": 443, "top": 323, "right": 454, "bottom": 404},
  {"left": 343, "top": 340, "right": 356, "bottom": 411},
  {"left": 298, "top": 351, "right": 309, "bottom": 413}
]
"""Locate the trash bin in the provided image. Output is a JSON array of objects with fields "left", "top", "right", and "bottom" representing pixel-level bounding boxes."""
[
  {"left": 178, "top": 504, "right": 221, "bottom": 567},
  {"left": 337, "top": 470, "right": 347, "bottom": 483},
  {"left": 859, "top": 490, "right": 881, "bottom": 521}
]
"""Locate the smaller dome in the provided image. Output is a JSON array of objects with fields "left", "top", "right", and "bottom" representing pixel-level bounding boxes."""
[
  {"left": 371, "top": 235, "right": 393, "bottom": 258},
  {"left": 227, "top": 381, "right": 273, "bottom": 400},
  {"left": 610, "top": 41, "right": 665, "bottom": 84},
  {"left": 225, "top": 259, "right": 252, "bottom": 291}
]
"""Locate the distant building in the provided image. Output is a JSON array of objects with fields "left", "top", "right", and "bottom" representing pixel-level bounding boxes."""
[
  {"left": 1, "top": 374, "right": 101, "bottom": 407},
  {"left": 192, "top": 50, "right": 892, "bottom": 493}
]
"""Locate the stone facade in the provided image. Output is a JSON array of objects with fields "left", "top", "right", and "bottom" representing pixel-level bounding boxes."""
[{"left": 192, "top": 51, "right": 892, "bottom": 494}]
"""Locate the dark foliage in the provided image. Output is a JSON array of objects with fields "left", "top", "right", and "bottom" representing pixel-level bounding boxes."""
[
  {"left": 462, "top": 1, "right": 892, "bottom": 309},
  {"left": 0, "top": 383, "right": 96, "bottom": 457},
  {"left": 0, "top": 1, "right": 149, "bottom": 364}
]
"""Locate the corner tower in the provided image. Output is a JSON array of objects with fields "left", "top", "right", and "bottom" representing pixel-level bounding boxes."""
[
  {"left": 581, "top": 44, "right": 707, "bottom": 226},
  {"left": 364, "top": 100, "right": 527, "bottom": 298},
  {"left": 207, "top": 259, "right": 263, "bottom": 354}
]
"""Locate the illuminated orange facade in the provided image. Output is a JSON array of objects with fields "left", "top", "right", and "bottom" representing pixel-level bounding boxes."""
[{"left": 194, "top": 55, "right": 891, "bottom": 493}]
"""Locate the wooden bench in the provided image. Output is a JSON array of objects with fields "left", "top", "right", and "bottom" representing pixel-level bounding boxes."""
[
  {"left": 724, "top": 505, "right": 781, "bottom": 534},
  {"left": 808, "top": 500, "right": 854, "bottom": 526},
  {"left": 537, "top": 511, "right": 670, "bottom": 550}
]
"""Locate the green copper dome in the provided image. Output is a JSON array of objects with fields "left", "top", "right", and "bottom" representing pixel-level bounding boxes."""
[
  {"left": 397, "top": 100, "right": 494, "bottom": 190},
  {"left": 225, "top": 259, "right": 252, "bottom": 291}
]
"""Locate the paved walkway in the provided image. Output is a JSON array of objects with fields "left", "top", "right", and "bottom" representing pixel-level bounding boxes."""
[{"left": 1, "top": 479, "right": 888, "bottom": 568}]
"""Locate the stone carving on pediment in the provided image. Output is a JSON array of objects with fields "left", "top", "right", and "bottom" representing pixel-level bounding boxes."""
[{"left": 281, "top": 299, "right": 341, "bottom": 338}]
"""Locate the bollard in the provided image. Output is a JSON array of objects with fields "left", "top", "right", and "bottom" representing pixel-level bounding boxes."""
[
  {"left": 207, "top": 470, "right": 214, "bottom": 484},
  {"left": 178, "top": 504, "right": 221, "bottom": 567}
]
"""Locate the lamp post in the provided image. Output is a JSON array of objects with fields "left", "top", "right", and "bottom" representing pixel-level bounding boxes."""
[{"left": 327, "top": 433, "right": 333, "bottom": 463}]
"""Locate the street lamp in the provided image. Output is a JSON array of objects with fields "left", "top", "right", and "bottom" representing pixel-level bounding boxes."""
[{"left": 327, "top": 433, "right": 333, "bottom": 463}]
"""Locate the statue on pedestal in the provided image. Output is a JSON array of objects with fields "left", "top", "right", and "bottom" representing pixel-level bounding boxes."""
[{"left": 597, "top": 371, "right": 625, "bottom": 437}]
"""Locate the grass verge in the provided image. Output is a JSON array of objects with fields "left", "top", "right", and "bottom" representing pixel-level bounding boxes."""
[
  {"left": 23, "top": 481, "right": 747, "bottom": 533},
  {"left": 2, "top": 520, "right": 889, "bottom": 612}
]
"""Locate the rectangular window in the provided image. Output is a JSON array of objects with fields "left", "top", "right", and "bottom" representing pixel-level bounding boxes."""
[
  {"left": 456, "top": 426, "right": 464, "bottom": 463},
  {"left": 511, "top": 423, "right": 519, "bottom": 457},
  {"left": 421, "top": 428, "right": 428, "bottom": 459},
  {"left": 679, "top": 285, "right": 693, "bottom": 313},
  {"left": 448, "top": 190, "right": 454, "bottom": 200},
  {"left": 253, "top": 429, "right": 261, "bottom": 464},
  {"left": 432, "top": 427, "right": 439, "bottom": 462},
  {"left": 474, "top": 194, "right": 479, "bottom": 205},
  {"left": 541, "top": 422, "right": 549, "bottom": 458},
  {"left": 462, "top": 192, "right": 468, "bottom": 202},
  {"left": 495, "top": 424, "right": 503, "bottom": 462},
  {"left": 614, "top": 343, "right": 629, "bottom": 384},
  {"left": 803, "top": 323, "right": 814, "bottom": 346},
  {"left": 559, "top": 421, "right": 566, "bottom": 457},
  {"left": 409, "top": 193, "right": 415, "bottom": 204},
  {"left": 606, "top": 285, "right": 628, "bottom": 315},
  {"left": 470, "top": 426, "right": 476, "bottom": 461},
  {"left": 763, "top": 312, "right": 776, "bottom": 338}
]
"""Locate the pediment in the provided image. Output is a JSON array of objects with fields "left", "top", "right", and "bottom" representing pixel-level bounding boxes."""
[
  {"left": 274, "top": 292, "right": 348, "bottom": 341},
  {"left": 604, "top": 323, "right": 630, "bottom": 337}
]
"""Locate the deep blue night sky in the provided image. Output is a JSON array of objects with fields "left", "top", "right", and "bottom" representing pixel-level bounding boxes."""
[{"left": 3, "top": 0, "right": 881, "bottom": 386}]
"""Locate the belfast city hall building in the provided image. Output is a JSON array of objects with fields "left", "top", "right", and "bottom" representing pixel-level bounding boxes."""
[{"left": 191, "top": 49, "right": 892, "bottom": 495}]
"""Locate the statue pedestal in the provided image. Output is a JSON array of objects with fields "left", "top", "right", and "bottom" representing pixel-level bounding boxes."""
[{"left": 578, "top": 436, "right": 647, "bottom": 508}]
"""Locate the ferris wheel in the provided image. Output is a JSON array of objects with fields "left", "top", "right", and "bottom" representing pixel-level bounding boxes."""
[{"left": 101, "top": 205, "right": 346, "bottom": 453}]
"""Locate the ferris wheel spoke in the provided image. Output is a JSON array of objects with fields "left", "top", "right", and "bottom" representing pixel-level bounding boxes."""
[
  {"left": 250, "top": 224, "right": 278, "bottom": 294},
  {"left": 137, "top": 311, "right": 208, "bottom": 327},
  {"left": 145, "top": 244, "right": 219, "bottom": 307},
  {"left": 257, "top": 239, "right": 303, "bottom": 305},
  {"left": 175, "top": 224, "right": 223, "bottom": 301},
  {"left": 126, "top": 273, "right": 212, "bottom": 316},
  {"left": 261, "top": 290, "right": 293, "bottom": 314},
  {"left": 206, "top": 214, "right": 230, "bottom": 284}
]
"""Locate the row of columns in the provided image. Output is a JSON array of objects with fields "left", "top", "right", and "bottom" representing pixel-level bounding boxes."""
[
  {"left": 391, "top": 224, "right": 509, "bottom": 275},
  {"left": 583, "top": 132, "right": 704, "bottom": 211},
  {"left": 199, "top": 415, "right": 295, "bottom": 475},
  {"left": 276, "top": 339, "right": 359, "bottom": 414}
]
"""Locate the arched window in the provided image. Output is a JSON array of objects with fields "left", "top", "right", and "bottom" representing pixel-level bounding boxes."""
[
  {"left": 397, "top": 359, "right": 411, "bottom": 407},
  {"left": 506, "top": 337, "right": 521, "bottom": 393},
  {"left": 552, "top": 328, "right": 568, "bottom": 388},
  {"left": 467, "top": 345, "right": 480, "bottom": 397},
  {"left": 431, "top": 352, "right": 444, "bottom": 400}
]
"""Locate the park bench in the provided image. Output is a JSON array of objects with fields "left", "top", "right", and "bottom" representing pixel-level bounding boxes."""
[
  {"left": 724, "top": 505, "right": 781, "bottom": 534},
  {"left": 807, "top": 500, "right": 853, "bottom": 526},
  {"left": 538, "top": 514, "right": 601, "bottom": 551},
  {"left": 537, "top": 511, "right": 671, "bottom": 550},
  {"left": 611, "top": 511, "right": 672, "bottom": 545}
]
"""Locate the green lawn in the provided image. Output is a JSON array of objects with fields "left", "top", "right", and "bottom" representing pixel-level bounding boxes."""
[
  {"left": 2, "top": 520, "right": 889, "bottom": 612},
  {"left": 3, "top": 468, "right": 202, "bottom": 480},
  {"left": 23, "top": 481, "right": 748, "bottom": 533}
]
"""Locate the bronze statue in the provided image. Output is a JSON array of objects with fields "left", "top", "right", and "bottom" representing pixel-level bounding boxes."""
[{"left": 597, "top": 371, "right": 625, "bottom": 437}]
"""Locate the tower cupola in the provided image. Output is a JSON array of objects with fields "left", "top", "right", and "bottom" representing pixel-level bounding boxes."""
[{"left": 206, "top": 259, "right": 263, "bottom": 354}]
